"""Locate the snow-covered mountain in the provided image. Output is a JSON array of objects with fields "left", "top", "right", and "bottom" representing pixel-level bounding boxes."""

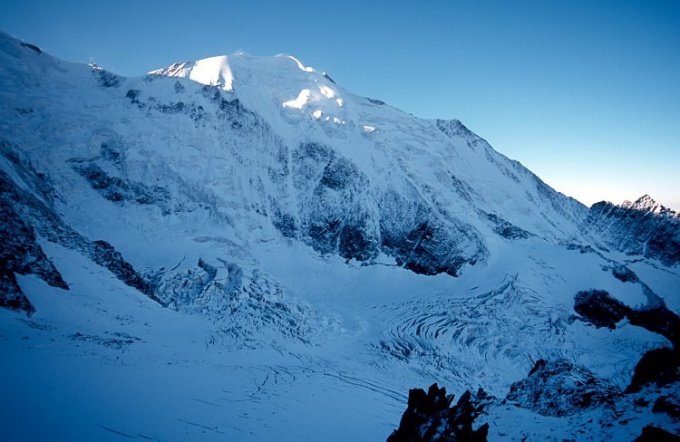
[{"left": 1, "top": 31, "right": 678, "bottom": 441}]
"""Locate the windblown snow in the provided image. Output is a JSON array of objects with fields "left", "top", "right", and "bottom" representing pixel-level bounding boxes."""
[{"left": 0, "top": 31, "right": 678, "bottom": 441}]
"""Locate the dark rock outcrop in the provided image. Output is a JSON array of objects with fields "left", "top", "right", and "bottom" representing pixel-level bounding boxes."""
[
  {"left": 626, "top": 348, "right": 679, "bottom": 393},
  {"left": 573, "top": 285, "right": 680, "bottom": 401},
  {"left": 609, "top": 264, "right": 640, "bottom": 283},
  {"left": 20, "top": 42, "right": 41, "bottom": 53},
  {"left": 574, "top": 289, "right": 631, "bottom": 329},
  {"left": 628, "top": 306, "right": 680, "bottom": 350},
  {"left": 634, "top": 425, "right": 680, "bottom": 442},
  {"left": 387, "top": 383, "right": 490, "bottom": 442},
  {"left": 73, "top": 162, "right": 171, "bottom": 213},
  {"left": 1, "top": 171, "right": 69, "bottom": 314},
  {"left": 484, "top": 213, "right": 533, "bottom": 240},
  {"left": 506, "top": 359, "right": 619, "bottom": 417},
  {"left": 653, "top": 394, "right": 680, "bottom": 420},
  {"left": 90, "top": 240, "right": 152, "bottom": 297},
  {"left": 571, "top": 282, "right": 680, "bottom": 395},
  {"left": 574, "top": 287, "right": 680, "bottom": 348}
]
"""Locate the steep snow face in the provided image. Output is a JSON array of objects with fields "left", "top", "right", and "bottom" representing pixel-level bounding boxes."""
[
  {"left": 1, "top": 31, "right": 679, "bottom": 441},
  {"left": 1, "top": 29, "right": 591, "bottom": 280},
  {"left": 150, "top": 50, "right": 590, "bottom": 257}
]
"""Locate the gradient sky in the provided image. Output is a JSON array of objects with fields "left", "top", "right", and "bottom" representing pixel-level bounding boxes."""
[{"left": 2, "top": 0, "right": 679, "bottom": 210}]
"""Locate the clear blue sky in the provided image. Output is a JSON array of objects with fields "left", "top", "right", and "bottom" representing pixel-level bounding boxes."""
[{"left": 2, "top": 0, "right": 679, "bottom": 209}]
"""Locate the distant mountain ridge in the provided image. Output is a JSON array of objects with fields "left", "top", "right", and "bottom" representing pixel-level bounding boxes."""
[{"left": 585, "top": 194, "right": 680, "bottom": 265}]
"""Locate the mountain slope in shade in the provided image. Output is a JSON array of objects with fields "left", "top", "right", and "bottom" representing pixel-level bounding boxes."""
[
  {"left": 585, "top": 195, "right": 680, "bottom": 266},
  {"left": 1, "top": 31, "right": 679, "bottom": 440}
]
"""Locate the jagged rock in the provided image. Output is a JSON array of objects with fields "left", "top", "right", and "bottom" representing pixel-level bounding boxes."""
[
  {"left": 484, "top": 213, "right": 533, "bottom": 240},
  {"left": 90, "top": 240, "right": 152, "bottom": 297},
  {"left": 506, "top": 359, "right": 619, "bottom": 417},
  {"left": 387, "top": 383, "right": 491, "bottom": 442},
  {"left": 1, "top": 171, "right": 69, "bottom": 314},
  {"left": 574, "top": 289, "right": 631, "bottom": 329},
  {"left": 0, "top": 144, "right": 152, "bottom": 306},
  {"left": 0, "top": 271, "right": 35, "bottom": 314}
]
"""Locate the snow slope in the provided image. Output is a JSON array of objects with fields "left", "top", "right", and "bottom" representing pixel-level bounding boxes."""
[{"left": 1, "top": 31, "right": 678, "bottom": 440}]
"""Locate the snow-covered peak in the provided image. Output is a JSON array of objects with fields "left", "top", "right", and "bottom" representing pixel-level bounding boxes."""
[
  {"left": 621, "top": 195, "right": 678, "bottom": 217},
  {"left": 149, "top": 52, "right": 349, "bottom": 130},
  {"left": 151, "top": 56, "right": 235, "bottom": 91},
  {"left": 148, "top": 53, "right": 317, "bottom": 92}
]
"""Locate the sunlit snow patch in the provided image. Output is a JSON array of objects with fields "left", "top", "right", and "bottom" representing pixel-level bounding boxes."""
[
  {"left": 188, "top": 56, "right": 234, "bottom": 92},
  {"left": 318, "top": 85, "right": 343, "bottom": 107},
  {"left": 283, "top": 89, "right": 312, "bottom": 109},
  {"left": 319, "top": 85, "right": 335, "bottom": 99},
  {"left": 287, "top": 55, "right": 314, "bottom": 72}
]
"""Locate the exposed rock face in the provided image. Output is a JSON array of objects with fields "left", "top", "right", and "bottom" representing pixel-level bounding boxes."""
[
  {"left": 628, "top": 306, "right": 680, "bottom": 350},
  {"left": 627, "top": 348, "right": 679, "bottom": 393},
  {"left": 634, "top": 425, "right": 680, "bottom": 442},
  {"left": 483, "top": 212, "right": 533, "bottom": 240},
  {"left": 574, "top": 283, "right": 680, "bottom": 348},
  {"left": 387, "top": 383, "right": 491, "bottom": 442},
  {"left": 585, "top": 195, "right": 680, "bottom": 266},
  {"left": 283, "top": 141, "right": 486, "bottom": 274},
  {"left": 653, "top": 394, "right": 680, "bottom": 420},
  {"left": 573, "top": 287, "right": 680, "bottom": 395},
  {"left": 0, "top": 170, "right": 68, "bottom": 314},
  {"left": 0, "top": 141, "right": 153, "bottom": 312},
  {"left": 73, "top": 162, "right": 171, "bottom": 213},
  {"left": 506, "top": 359, "right": 620, "bottom": 417},
  {"left": 291, "top": 141, "right": 380, "bottom": 262},
  {"left": 90, "top": 240, "right": 151, "bottom": 296},
  {"left": 574, "top": 289, "right": 631, "bottom": 329}
]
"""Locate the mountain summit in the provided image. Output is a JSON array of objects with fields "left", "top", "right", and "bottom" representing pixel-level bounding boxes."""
[{"left": 1, "top": 31, "right": 678, "bottom": 440}]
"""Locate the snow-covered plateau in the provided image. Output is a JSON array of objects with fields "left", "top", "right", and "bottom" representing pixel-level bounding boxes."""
[{"left": 1, "top": 31, "right": 678, "bottom": 441}]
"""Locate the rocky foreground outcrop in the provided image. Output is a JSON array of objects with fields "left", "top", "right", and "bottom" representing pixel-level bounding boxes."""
[{"left": 387, "top": 383, "right": 491, "bottom": 441}]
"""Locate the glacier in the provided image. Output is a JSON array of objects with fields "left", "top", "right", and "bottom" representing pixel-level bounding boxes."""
[{"left": 0, "top": 30, "right": 678, "bottom": 440}]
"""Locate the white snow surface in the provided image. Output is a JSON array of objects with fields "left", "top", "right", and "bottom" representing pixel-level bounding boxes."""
[{"left": 0, "top": 31, "right": 678, "bottom": 441}]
